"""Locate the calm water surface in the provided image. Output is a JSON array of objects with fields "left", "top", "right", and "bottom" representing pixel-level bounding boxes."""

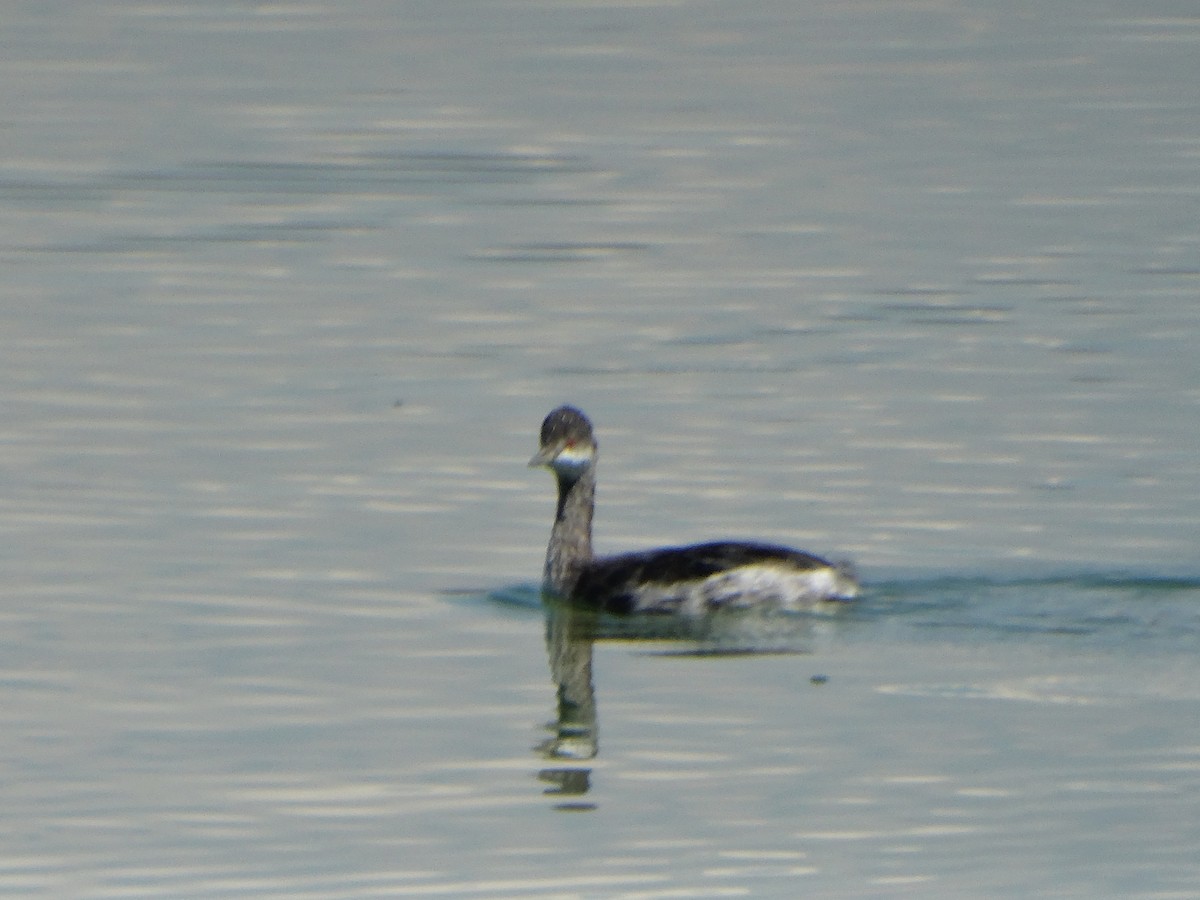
[{"left": 2, "top": 1, "right": 1199, "bottom": 896}]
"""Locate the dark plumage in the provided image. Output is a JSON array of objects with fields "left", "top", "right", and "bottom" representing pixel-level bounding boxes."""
[{"left": 530, "top": 405, "right": 857, "bottom": 615}]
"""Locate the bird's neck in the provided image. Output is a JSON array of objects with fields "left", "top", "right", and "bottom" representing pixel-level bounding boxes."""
[{"left": 544, "top": 468, "right": 595, "bottom": 597}]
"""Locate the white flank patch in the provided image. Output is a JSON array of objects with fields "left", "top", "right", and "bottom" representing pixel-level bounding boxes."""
[{"left": 633, "top": 562, "right": 857, "bottom": 615}]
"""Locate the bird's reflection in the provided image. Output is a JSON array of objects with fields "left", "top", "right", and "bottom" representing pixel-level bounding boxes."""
[
  {"left": 535, "top": 598, "right": 600, "bottom": 811},
  {"left": 531, "top": 594, "right": 837, "bottom": 811}
]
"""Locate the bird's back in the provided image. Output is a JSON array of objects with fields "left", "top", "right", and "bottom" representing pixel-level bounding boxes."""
[{"left": 572, "top": 541, "right": 857, "bottom": 615}]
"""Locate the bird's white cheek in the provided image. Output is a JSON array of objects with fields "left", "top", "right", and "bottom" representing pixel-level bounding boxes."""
[{"left": 552, "top": 445, "right": 594, "bottom": 477}]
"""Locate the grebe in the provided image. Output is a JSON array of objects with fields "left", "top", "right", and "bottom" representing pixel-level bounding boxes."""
[{"left": 530, "top": 405, "right": 858, "bottom": 615}]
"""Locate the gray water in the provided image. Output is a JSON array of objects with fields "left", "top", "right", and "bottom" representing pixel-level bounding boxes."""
[{"left": 3, "top": 1, "right": 1200, "bottom": 897}]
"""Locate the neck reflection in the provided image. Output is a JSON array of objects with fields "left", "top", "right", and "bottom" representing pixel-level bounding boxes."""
[{"left": 536, "top": 599, "right": 599, "bottom": 811}]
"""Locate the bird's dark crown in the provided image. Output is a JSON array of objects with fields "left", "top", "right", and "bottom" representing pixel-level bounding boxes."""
[{"left": 540, "top": 405, "right": 595, "bottom": 448}]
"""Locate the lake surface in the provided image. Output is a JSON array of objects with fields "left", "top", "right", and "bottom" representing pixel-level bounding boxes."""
[{"left": 2, "top": 1, "right": 1199, "bottom": 896}]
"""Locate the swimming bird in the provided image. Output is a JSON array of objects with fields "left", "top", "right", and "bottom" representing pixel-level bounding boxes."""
[{"left": 530, "top": 405, "right": 858, "bottom": 615}]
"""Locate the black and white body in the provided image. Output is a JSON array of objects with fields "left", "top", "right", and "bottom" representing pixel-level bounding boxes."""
[{"left": 529, "top": 406, "right": 858, "bottom": 615}]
